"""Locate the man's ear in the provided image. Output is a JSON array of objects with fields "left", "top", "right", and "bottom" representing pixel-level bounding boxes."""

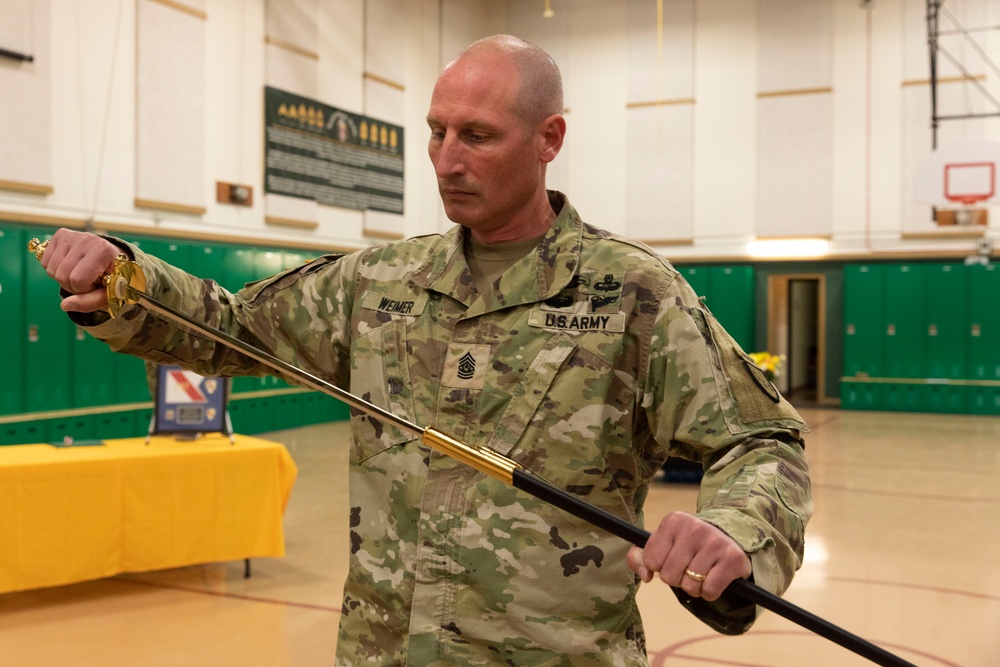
[{"left": 538, "top": 114, "right": 566, "bottom": 164}]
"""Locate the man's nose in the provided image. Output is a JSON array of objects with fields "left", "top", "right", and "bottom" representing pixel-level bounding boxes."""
[{"left": 433, "top": 135, "right": 465, "bottom": 178}]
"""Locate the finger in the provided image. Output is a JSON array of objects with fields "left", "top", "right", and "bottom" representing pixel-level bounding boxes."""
[
  {"left": 642, "top": 512, "right": 683, "bottom": 574},
  {"left": 700, "top": 554, "right": 752, "bottom": 602},
  {"left": 679, "top": 557, "right": 715, "bottom": 598},
  {"left": 60, "top": 288, "right": 110, "bottom": 313},
  {"left": 626, "top": 546, "right": 652, "bottom": 583}
]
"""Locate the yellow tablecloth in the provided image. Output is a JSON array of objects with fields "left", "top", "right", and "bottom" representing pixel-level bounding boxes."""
[{"left": 0, "top": 434, "right": 297, "bottom": 595}]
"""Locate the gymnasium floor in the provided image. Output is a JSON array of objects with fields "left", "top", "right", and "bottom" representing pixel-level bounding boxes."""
[{"left": 0, "top": 407, "right": 997, "bottom": 666}]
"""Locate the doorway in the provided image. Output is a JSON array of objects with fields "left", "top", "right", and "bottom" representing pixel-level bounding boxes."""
[{"left": 766, "top": 274, "right": 828, "bottom": 405}]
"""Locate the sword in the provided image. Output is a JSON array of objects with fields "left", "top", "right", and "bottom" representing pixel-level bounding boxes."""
[{"left": 28, "top": 238, "right": 916, "bottom": 667}]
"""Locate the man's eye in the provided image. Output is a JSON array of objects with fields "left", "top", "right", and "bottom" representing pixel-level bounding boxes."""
[{"left": 467, "top": 133, "right": 486, "bottom": 143}]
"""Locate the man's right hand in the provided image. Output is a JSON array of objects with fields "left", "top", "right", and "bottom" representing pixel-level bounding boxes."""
[{"left": 39, "top": 229, "right": 123, "bottom": 313}]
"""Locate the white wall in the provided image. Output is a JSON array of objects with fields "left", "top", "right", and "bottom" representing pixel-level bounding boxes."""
[{"left": 0, "top": 0, "right": 997, "bottom": 258}]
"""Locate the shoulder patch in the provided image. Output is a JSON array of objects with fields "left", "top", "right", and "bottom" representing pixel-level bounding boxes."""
[
  {"left": 742, "top": 358, "right": 781, "bottom": 403},
  {"left": 701, "top": 310, "right": 806, "bottom": 429}
]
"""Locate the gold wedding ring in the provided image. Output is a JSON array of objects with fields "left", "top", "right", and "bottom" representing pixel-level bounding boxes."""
[{"left": 684, "top": 568, "right": 707, "bottom": 582}]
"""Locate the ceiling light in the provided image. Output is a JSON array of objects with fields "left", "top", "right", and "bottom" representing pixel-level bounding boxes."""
[
  {"left": 746, "top": 238, "right": 830, "bottom": 258},
  {"left": 543, "top": 0, "right": 554, "bottom": 18}
]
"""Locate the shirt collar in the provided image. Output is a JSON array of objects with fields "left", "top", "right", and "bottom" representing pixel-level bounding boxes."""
[{"left": 409, "top": 191, "right": 583, "bottom": 313}]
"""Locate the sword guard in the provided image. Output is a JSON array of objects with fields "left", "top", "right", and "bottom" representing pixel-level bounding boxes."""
[{"left": 28, "top": 238, "right": 147, "bottom": 319}]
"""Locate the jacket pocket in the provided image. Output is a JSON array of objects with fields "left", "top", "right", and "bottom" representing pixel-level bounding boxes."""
[{"left": 350, "top": 318, "right": 419, "bottom": 461}]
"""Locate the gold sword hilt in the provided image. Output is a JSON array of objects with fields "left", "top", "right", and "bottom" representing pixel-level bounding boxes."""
[{"left": 28, "top": 238, "right": 147, "bottom": 319}]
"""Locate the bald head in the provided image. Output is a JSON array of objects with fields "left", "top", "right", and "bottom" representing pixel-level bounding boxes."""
[{"left": 445, "top": 35, "right": 563, "bottom": 129}]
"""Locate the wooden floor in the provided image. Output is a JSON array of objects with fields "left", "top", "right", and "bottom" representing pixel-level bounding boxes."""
[{"left": 1, "top": 407, "right": 997, "bottom": 666}]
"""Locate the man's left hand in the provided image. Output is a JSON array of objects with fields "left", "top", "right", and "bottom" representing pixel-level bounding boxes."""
[{"left": 625, "top": 511, "right": 752, "bottom": 601}]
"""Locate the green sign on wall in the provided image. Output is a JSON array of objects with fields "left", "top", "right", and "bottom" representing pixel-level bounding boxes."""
[{"left": 264, "top": 86, "right": 404, "bottom": 214}]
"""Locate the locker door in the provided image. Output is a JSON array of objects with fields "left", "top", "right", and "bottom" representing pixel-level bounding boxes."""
[
  {"left": 968, "top": 263, "right": 1000, "bottom": 415},
  {"left": 925, "top": 263, "right": 968, "bottom": 379},
  {"left": 843, "top": 265, "right": 885, "bottom": 410},
  {"left": 25, "top": 228, "right": 73, "bottom": 412},
  {"left": 968, "top": 263, "right": 1000, "bottom": 381},
  {"left": 0, "top": 226, "right": 25, "bottom": 415},
  {"left": 71, "top": 323, "right": 117, "bottom": 407},
  {"left": 843, "top": 264, "right": 885, "bottom": 377},
  {"left": 187, "top": 243, "right": 221, "bottom": 283},
  {"left": 924, "top": 263, "right": 968, "bottom": 414},
  {"left": 222, "top": 246, "right": 258, "bottom": 293},
  {"left": 884, "top": 264, "right": 927, "bottom": 379},
  {"left": 709, "top": 266, "right": 755, "bottom": 351},
  {"left": 283, "top": 250, "right": 309, "bottom": 271},
  {"left": 677, "top": 266, "right": 710, "bottom": 302}
]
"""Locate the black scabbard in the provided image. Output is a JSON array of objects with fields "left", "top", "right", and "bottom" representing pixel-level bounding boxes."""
[{"left": 511, "top": 469, "right": 916, "bottom": 667}]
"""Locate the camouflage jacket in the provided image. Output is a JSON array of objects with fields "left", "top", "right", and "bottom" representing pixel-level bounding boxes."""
[{"left": 83, "top": 192, "right": 811, "bottom": 666}]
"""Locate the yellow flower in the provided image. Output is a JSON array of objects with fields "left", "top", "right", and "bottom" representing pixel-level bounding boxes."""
[{"left": 749, "top": 351, "right": 784, "bottom": 380}]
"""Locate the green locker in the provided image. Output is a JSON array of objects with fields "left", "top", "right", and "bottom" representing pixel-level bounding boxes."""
[
  {"left": 678, "top": 266, "right": 710, "bottom": 301},
  {"left": 879, "top": 383, "right": 923, "bottom": 413},
  {"left": 71, "top": 324, "right": 117, "bottom": 407},
  {"left": 708, "top": 266, "right": 755, "bottom": 351},
  {"left": 884, "top": 264, "right": 927, "bottom": 379},
  {"left": 256, "top": 249, "right": 285, "bottom": 278},
  {"left": 968, "top": 263, "right": 1000, "bottom": 414},
  {"left": 93, "top": 410, "right": 139, "bottom": 439},
  {"left": 222, "top": 246, "right": 258, "bottom": 293},
  {"left": 840, "top": 380, "right": 879, "bottom": 411},
  {"left": 273, "top": 392, "right": 304, "bottom": 430},
  {"left": 25, "top": 228, "right": 73, "bottom": 413},
  {"left": 675, "top": 265, "right": 755, "bottom": 351},
  {"left": 968, "top": 263, "right": 1000, "bottom": 381},
  {"left": 925, "top": 263, "right": 968, "bottom": 380},
  {"left": 968, "top": 386, "right": 1000, "bottom": 415},
  {"left": 114, "top": 354, "right": 153, "bottom": 405},
  {"left": 0, "top": 226, "right": 25, "bottom": 415},
  {"left": 1, "top": 419, "right": 49, "bottom": 445},
  {"left": 283, "top": 250, "right": 309, "bottom": 271},
  {"left": 843, "top": 264, "right": 885, "bottom": 378},
  {"left": 923, "top": 263, "right": 968, "bottom": 413},
  {"left": 49, "top": 414, "right": 95, "bottom": 442},
  {"left": 188, "top": 243, "right": 220, "bottom": 282},
  {"left": 923, "top": 384, "right": 966, "bottom": 414}
]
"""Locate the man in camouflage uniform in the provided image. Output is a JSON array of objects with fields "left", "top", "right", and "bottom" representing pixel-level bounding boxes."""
[{"left": 41, "top": 35, "right": 811, "bottom": 666}]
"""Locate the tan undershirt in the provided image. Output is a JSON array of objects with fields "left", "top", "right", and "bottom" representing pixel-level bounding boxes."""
[{"left": 464, "top": 232, "right": 545, "bottom": 296}]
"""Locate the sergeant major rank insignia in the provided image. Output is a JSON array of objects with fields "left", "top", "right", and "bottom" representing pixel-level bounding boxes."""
[{"left": 444, "top": 344, "right": 490, "bottom": 389}]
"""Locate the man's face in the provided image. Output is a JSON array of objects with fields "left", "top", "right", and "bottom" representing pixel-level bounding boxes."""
[{"left": 426, "top": 55, "right": 546, "bottom": 238}]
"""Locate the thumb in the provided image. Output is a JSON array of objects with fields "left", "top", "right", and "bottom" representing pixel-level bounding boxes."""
[
  {"left": 60, "top": 288, "right": 110, "bottom": 313},
  {"left": 626, "top": 546, "right": 652, "bottom": 582}
]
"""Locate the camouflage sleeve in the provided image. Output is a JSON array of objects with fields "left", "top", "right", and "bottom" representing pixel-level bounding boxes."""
[
  {"left": 643, "top": 276, "right": 813, "bottom": 635},
  {"left": 73, "top": 238, "right": 357, "bottom": 390}
]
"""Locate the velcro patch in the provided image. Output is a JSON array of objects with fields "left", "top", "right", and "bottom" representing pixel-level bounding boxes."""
[
  {"left": 361, "top": 291, "right": 428, "bottom": 316},
  {"left": 528, "top": 308, "right": 626, "bottom": 333},
  {"left": 442, "top": 343, "right": 491, "bottom": 389}
]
